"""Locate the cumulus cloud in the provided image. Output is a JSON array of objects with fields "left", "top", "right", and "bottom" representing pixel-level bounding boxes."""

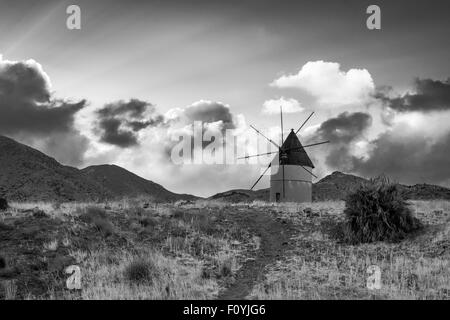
[
  {"left": 96, "top": 99, "right": 164, "bottom": 148},
  {"left": 0, "top": 55, "right": 88, "bottom": 166},
  {"left": 271, "top": 60, "right": 375, "bottom": 106},
  {"left": 262, "top": 97, "right": 303, "bottom": 114},
  {"left": 375, "top": 78, "right": 450, "bottom": 112}
]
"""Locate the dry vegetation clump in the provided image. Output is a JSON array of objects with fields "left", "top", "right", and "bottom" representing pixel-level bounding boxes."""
[
  {"left": 79, "top": 206, "right": 114, "bottom": 237},
  {"left": 217, "top": 258, "right": 233, "bottom": 278},
  {"left": 172, "top": 210, "right": 218, "bottom": 235},
  {"left": 124, "top": 259, "right": 160, "bottom": 284},
  {"left": 79, "top": 206, "right": 107, "bottom": 223},
  {"left": 0, "top": 198, "right": 8, "bottom": 211},
  {"left": 342, "top": 177, "right": 423, "bottom": 244},
  {"left": 138, "top": 216, "right": 159, "bottom": 228},
  {"left": 0, "top": 254, "right": 6, "bottom": 269}
]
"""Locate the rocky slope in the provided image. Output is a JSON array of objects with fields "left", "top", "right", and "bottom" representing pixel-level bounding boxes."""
[{"left": 0, "top": 135, "right": 197, "bottom": 202}]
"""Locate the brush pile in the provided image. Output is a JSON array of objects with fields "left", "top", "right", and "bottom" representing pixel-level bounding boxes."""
[{"left": 343, "top": 177, "right": 422, "bottom": 243}]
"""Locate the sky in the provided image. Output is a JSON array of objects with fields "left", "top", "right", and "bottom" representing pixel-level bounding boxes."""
[{"left": 0, "top": 0, "right": 449, "bottom": 197}]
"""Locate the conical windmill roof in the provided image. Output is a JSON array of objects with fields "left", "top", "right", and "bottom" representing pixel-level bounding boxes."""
[{"left": 279, "top": 129, "right": 315, "bottom": 168}]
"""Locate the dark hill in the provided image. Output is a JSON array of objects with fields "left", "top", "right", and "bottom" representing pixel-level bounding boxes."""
[
  {"left": 210, "top": 171, "right": 450, "bottom": 202},
  {"left": 0, "top": 135, "right": 110, "bottom": 201},
  {"left": 210, "top": 189, "right": 269, "bottom": 203},
  {"left": 81, "top": 164, "right": 197, "bottom": 202},
  {"left": 0, "top": 135, "right": 198, "bottom": 202},
  {"left": 312, "top": 171, "right": 368, "bottom": 201}
]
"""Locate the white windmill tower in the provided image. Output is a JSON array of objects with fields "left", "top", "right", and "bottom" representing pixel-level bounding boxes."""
[{"left": 239, "top": 108, "right": 329, "bottom": 202}]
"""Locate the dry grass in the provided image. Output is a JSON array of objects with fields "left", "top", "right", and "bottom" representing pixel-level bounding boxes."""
[
  {"left": 1, "top": 280, "right": 17, "bottom": 300},
  {"left": 43, "top": 239, "right": 59, "bottom": 251},
  {"left": 2, "top": 199, "right": 449, "bottom": 300},
  {"left": 72, "top": 248, "right": 218, "bottom": 300},
  {"left": 248, "top": 200, "right": 450, "bottom": 300},
  {"left": 1, "top": 198, "right": 248, "bottom": 300}
]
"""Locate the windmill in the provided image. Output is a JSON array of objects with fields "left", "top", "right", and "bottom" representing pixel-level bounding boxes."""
[{"left": 239, "top": 107, "right": 329, "bottom": 202}]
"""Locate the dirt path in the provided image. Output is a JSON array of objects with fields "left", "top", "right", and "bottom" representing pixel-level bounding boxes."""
[{"left": 217, "top": 210, "right": 296, "bottom": 300}]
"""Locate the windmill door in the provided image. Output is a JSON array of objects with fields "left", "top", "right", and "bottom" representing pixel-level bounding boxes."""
[{"left": 275, "top": 193, "right": 281, "bottom": 202}]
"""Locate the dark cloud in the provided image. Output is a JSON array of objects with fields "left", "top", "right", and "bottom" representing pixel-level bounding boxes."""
[
  {"left": 352, "top": 131, "right": 450, "bottom": 186},
  {"left": 314, "top": 111, "right": 450, "bottom": 186},
  {"left": 0, "top": 57, "right": 88, "bottom": 166},
  {"left": 0, "top": 58, "right": 85, "bottom": 135},
  {"left": 317, "top": 112, "right": 372, "bottom": 143},
  {"left": 98, "top": 99, "right": 154, "bottom": 118},
  {"left": 313, "top": 112, "right": 372, "bottom": 170},
  {"left": 183, "top": 100, "right": 236, "bottom": 131},
  {"left": 96, "top": 99, "right": 164, "bottom": 148},
  {"left": 376, "top": 78, "right": 450, "bottom": 112}
]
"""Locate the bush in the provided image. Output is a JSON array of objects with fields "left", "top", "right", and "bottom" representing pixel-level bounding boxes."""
[
  {"left": 342, "top": 177, "right": 422, "bottom": 244},
  {"left": 0, "top": 198, "right": 8, "bottom": 211},
  {"left": 126, "top": 205, "right": 146, "bottom": 217},
  {"left": 0, "top": 254, "right": 6, "bottom": 269},
  {"left": 139, "top": 216, "right": 158, "bottom": 228},
  {"left": 80, "top": 207, "right": 114, "bottom": 236},
  {"left": 172, "top": 210, "right": 217, "bottom": 235},
  {"left": 93, "top": 217, "right": 115, "bottom": 237},
  {"left": 80, "top": 206, "right": 107, "bottom": 223},
  {"left": 124, "top": 259, "right": 159, "bottom": 283},
  {"left": 218, "top": 258, "right": 233, "bottom": 278}
]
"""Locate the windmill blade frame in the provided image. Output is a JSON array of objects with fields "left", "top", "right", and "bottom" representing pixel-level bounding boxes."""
[
  {"left": 237, "top": 150, "right": 279, "bottom": 160},
  {"left": 249, "top": 125, "right": 280, "bottom": 149},
  {"left": 300, "top": 165, "right": 318, "bottom": 179},
  {"left": 295, "top": 111, "right": 314, "bottom": 134},
  {"left": 250, "top": 163, "right": 272, "bottom": 190},
  {"left": 283, "top": 140, "right": 330, "bottom": 153},
  {"left": 237, "top": 140, "right": 329, "bottom": 160}
]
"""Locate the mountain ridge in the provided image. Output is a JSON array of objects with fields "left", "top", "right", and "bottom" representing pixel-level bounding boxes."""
[
  {"left": 209, "top": 171, "right": 450, "bottom": 202},
  {"left": 1, "top": 135, "right": 449, "bottom": 203},
  {"left": 0, "top": 135, "right": 198, "bottom": 202}
]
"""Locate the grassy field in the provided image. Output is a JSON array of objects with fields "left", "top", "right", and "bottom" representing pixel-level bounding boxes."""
[
  {"left": 0, "top": 199, "right": 449, "bottom": 300},
  {"left": 249, "top": 200, "right": 450, "bottom": 299}
]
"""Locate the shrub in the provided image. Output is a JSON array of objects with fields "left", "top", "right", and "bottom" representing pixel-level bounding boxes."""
[
  {"left": 80, "top": 206, "right": 107, "bottom": 223},
  {"left": 218, "top": 258, "right": 233, "bottom": 278},
  {"left": 124, "top": 259, "right": 159, "bottom": 283},
  {"left": 93, "top": 217, "right": 115, "bottom": 237},
  {"left": 139, "top": 216, "right": 158, "bottom": 228},
  {"left": 126, "top": 205, "right": 146, "bottom": 217},
  {"left": 0, "top": 198, "right": 8, "bottom": 211},
  {"left": 172, "top": 210, "right": 217, "bottom": 235},
  {"left": 0, "top": 254, "right": 6, "bottom": 269},
  {"left": 342, "top": 176, "right": 422, "bottom": 244},
  {"left": 80, "top": 207, "right": 114, "bottom": 236}
]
